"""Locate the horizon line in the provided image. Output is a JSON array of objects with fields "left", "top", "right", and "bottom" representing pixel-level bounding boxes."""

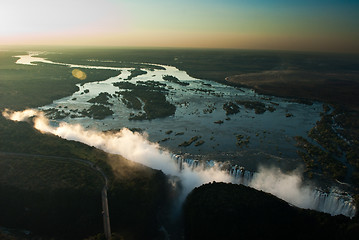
[{"left": 1, "top": 44, "right": 358, "bottom": 55}]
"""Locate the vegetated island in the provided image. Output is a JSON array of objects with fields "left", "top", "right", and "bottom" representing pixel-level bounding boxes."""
[
  {"left": 223, "top": 100, "right": 275, "bottom": 115},
  {"left": 114, "top": 81, "right": 176, "bottom": 120},
  {"left": 236, "top": 134, "right": 250, "bottom": 147},
  {"left": 162, "top": 75, "right": 189, "bottom": 86},
  {"left": 125, "top": 68, "right": 147, "bottom": 80},
  {"left": 179, "top": 136, "right": 201, "bottom": 147},
  {"left": 87, "top": 92, "right": 113, "bottom": 106},
  {"left": 82, "top": 104, "right": 114, "bottom": 120}
]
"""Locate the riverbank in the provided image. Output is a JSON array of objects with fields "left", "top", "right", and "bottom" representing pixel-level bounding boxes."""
[{"left": 226, "top": 70, "right": 359, "bottom": 111}]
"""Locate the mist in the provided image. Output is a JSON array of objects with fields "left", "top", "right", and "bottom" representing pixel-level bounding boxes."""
[
  {"left": 2, "top": 109, "right": 356, "bottom": 216},
  {"left": 2, "top": 109, "right": 232, "bottom": 200},
  {"left": 249, "top": 167, "right": 315, "bottom": 209}
]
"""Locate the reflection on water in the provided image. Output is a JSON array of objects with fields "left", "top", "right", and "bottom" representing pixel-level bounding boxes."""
[{"left": 14, "top": 52, "right": 322, "bottom": 172}]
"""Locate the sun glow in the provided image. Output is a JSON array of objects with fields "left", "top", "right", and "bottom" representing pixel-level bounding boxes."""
[
  {"left": 72, "top": 69, "right": 87, "bottom": 80},
  {"left": 0, "top": 0, "right": 358, "bottom": 53}
]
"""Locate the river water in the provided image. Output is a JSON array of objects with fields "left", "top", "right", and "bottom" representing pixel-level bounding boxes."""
[{"left": 16, "top": 51, "right": 323, "bottom": 172}]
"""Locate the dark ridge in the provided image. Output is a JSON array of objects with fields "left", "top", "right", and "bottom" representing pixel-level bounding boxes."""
[{"left": 184, "top": 182, "right": 359, "bottom": 240}]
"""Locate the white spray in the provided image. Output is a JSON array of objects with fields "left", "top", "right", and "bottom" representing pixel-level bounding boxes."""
[
  {"left": 2, "top": 109, "right": 231, "bottom": 201},
  {"left": 2, "top": 109, "right": 356, "bottom": 217}
]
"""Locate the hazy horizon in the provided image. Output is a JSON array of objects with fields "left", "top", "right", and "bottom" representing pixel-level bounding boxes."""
[{"left": 1, "top": 0, "right": 358, "bottom": 53}]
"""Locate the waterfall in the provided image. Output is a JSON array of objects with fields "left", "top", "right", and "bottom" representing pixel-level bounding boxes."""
[
  {"left": 172, "top": 154, "right": 357, "bottom": 218},
  {"left": 311, "top": 190, "right": 356, "bottom": 217},
  {"left": 228, "top": 165, "right": 255, "bottom": 186}
]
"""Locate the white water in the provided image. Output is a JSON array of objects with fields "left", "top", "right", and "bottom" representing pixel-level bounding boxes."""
[
  {"left": 176, "top": 155, "right": 356, "bottom": 217},
  {"left": 3, "top": 109, "right": 356, "bottom": 217}
]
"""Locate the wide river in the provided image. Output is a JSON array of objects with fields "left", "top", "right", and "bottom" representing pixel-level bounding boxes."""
[{"left": 16, "top": 51, "right": 323, "bottom": 172}]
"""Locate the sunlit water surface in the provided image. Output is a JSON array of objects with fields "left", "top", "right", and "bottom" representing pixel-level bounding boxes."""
[{"left": 16, "top": 52, "right": 323, "bottom": 172}]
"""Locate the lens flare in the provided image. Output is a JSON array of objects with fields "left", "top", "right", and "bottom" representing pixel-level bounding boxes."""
[{"left": 72, "top": 69, "right": 87, "bottom": 80}]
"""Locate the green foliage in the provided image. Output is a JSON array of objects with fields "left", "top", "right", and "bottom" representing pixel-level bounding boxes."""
[
  {"left": 0, "top": 116, "right": 113, "bottom": 178},
  {"left": 0, "top": 155, "right": 103, "bottom": 239},
  {"left": 162, "top": 75, "right": 189, "bottom": 86},
  {"left": 333, "top": 110, "right": 359, "bottom": 186},
  {"left": 179, "top": 136, "right": 200, "bottom": 147},
  {"left": 43, "top": 108, "right": 69, "bottom": 119},
  {"left": 308, "top": 115, "right": 347, "bottom": 156},
  {"left": 236, "top": 100, "right": 267, "bottom": 114},
  {"left": 0, "top": 116, "right": 172, "bottom": 239},
  {"left": 88, "top": 92, "right": 113, "bottom": 106},
  {"left": 120, "top": 91, "right": 142, "bottom": 110},
  {"left": 194, "top": 140, "right": 205, "bottom": 146},
  {"left": 236, "top": 134, "right": 250, "bottom": 147},
  {"left": 296, "top": 106, "right": 359, "bottom": 186},
  {"left": 223, "top": 101, "right": 240, "bottom": 115},
  {"left": 114, "top": 81, "right": 175, "bottom": 120},
  {"left": 106, "top": 155, "right": 170, "bottom": 240},
  {"left": 141, "top": 92, "right": 175, "bottom": 120},
  {"left": 83, "top": 104, "right": 114, "bottom": 119},
  {"left": 36, "top": 48, "right": 282, "bottom": 83},
  {"left": 0, "top": 155, "right": 103, "bottom": 191},
  {"left": 112, "top": 82, "right": 136, "bottom": 89},
  {"left": 294, "top": 136, "right": 347, "bottom": 180},
  {"left": 125, "top": 68, "right": 147, "bottom": 80},
  {"left": 0, "top": 51, "right": 119, "bottom": 110}
]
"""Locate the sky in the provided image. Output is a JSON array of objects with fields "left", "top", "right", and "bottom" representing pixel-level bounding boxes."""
[{"left": 0, "top": 0, "right": 358, "bottom": 53}]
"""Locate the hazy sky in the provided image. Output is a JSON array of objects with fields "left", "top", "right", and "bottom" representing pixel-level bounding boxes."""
[{"left": 0, "top": 0, "right": 358, "bottom": 52}]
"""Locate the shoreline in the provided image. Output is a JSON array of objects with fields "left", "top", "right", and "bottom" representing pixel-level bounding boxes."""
[{"left": 225, "top": 70, "right": 359, "bottom": 112}]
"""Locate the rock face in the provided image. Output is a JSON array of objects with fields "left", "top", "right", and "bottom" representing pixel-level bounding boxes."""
[{"left": 183, "top": 182, "right": 359, "bottom": 240}]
